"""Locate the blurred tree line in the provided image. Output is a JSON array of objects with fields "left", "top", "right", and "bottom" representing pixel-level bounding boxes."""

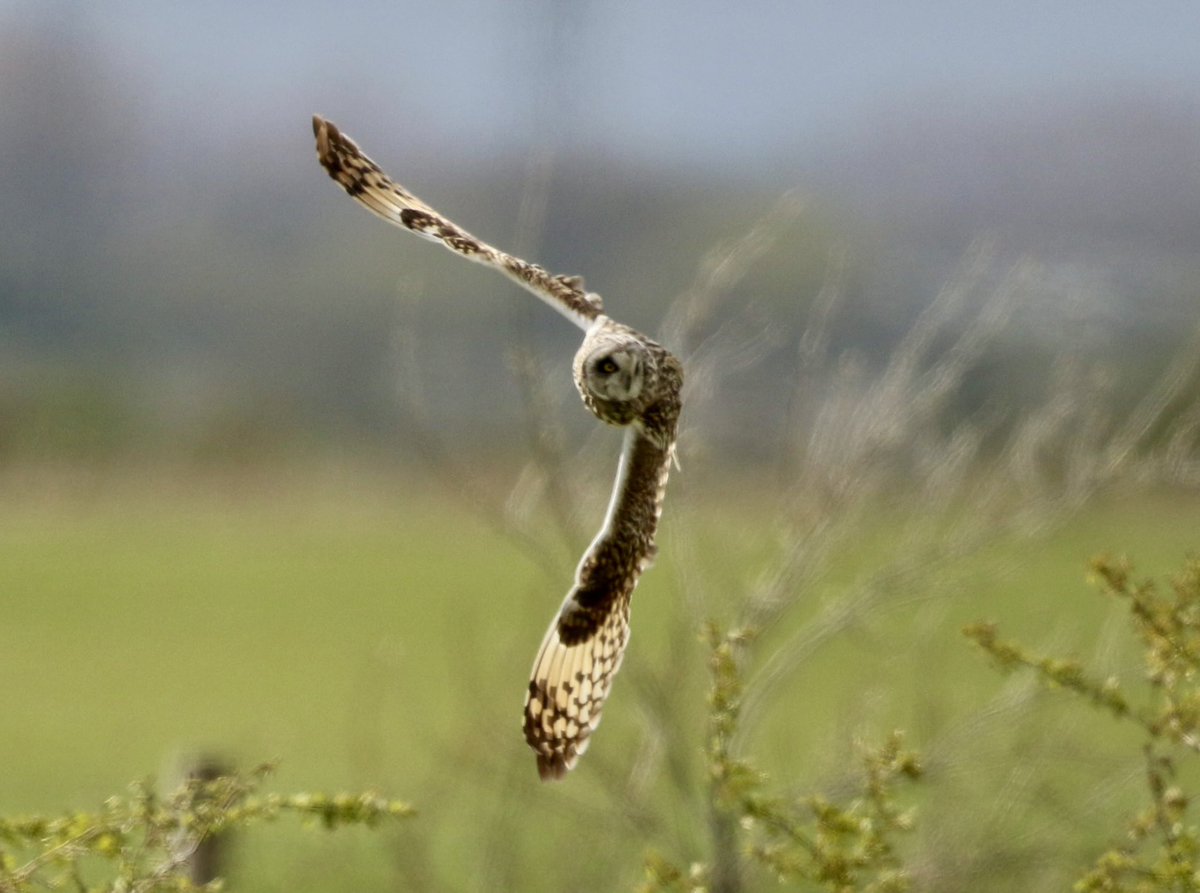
[{"left": 2, "top": 8, "right": 1198, "bottom": 472}]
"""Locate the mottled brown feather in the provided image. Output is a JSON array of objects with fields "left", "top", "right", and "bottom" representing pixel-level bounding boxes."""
[
  {"left": 313, "top": 116, "right": 682, "bottom": 780},
  {"left": 313, "top": 115, "right": 602, "bottom": 329}
]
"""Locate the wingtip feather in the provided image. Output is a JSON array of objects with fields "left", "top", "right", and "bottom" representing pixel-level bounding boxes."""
[{"left": 536, "top": 753, "right": 571, "bottom": 781}]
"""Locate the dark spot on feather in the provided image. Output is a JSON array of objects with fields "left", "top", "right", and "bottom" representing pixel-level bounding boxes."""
[{"left": 400, "top": 209, "right": 436, "bottom": 229}]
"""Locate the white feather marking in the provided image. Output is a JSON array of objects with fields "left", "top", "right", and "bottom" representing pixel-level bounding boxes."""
[{"left": 575, "top": 425, "right": 637, "bottom": 577}]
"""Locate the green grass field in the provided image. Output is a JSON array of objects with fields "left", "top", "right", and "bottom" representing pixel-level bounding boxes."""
[{"left": 1, "top": 466, "right": 1197, "bottom": 891}]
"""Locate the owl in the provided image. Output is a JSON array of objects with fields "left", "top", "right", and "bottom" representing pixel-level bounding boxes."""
[{"left": 313, "top": 116, "right": 682, "bottom": 780}]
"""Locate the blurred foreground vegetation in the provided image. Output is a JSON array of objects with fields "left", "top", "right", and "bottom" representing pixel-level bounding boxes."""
[
  {"left": 3, "top": 210, "right": 1200, "bottom": 890},
  {"left": 1, "top": 465, "right": 1197, "bottom": 891}
]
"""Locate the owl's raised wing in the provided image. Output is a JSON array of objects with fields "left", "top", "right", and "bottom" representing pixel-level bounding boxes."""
[
  {"left": 313, "top": 116, "right": 602, "bottom": 331},
  {"left": 523, "top": 363, "right": 681, "bottom": 780},
  {"left": 315, "top": 114, "right": 683, "bottom": 780}
]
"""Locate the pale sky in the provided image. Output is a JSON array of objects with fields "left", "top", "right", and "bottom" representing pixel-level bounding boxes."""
[{"left": 20, "top": 1, "right": 1200, "bottom": 167}]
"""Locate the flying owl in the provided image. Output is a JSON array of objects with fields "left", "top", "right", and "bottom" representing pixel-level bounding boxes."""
[{"left": 313, "top": 116, "right": 682, "bottom": 780}]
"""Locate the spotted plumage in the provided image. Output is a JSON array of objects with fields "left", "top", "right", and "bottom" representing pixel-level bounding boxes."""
[
  {"left": 313, "top": 115, "right": 682, "bottom": 780},
  {"left": 314, "top": 117, "right": 603, "bottom": 329}
]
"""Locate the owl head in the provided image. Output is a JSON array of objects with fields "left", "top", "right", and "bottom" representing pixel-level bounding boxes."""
[{"left": 574, "top": 328, "right": 658, "bottom": 425}]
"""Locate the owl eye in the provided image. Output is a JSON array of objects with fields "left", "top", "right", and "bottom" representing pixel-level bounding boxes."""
[{"left": 596, "top": 357, "right": 619, "bottom": 375}]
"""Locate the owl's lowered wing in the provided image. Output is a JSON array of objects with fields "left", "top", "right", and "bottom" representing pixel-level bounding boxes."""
[
  {"left": 523, "top": 384, "right": 680, "bottom": 780},
  {"left": 313, "top": 116, "right": 602, "bottom": 331},
  {"left": 315, "top": 114, "right": 683, "bottom": 779}
]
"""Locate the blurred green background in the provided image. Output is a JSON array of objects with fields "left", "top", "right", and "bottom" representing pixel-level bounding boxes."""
[{"left": 2, "top": 2, "right": 1200, "bottom": 890}]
